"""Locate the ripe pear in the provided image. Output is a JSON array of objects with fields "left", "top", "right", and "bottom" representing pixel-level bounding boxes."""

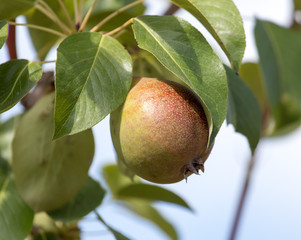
[{"left": 110, "top": 77, "right": 212, "bottom": 184}]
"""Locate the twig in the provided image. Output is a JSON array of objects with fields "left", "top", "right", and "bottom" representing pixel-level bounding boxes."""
[
  {"left": 78, "top": 0, "right": 97, "bottom": 32},
  {"left": 78, "top": 0, "right": 85, "bottom": 23},
  {"left": 7, "top": 21, "right": 66, "bottom": 38},
  {"left": 163, "top": 3, "right": 180, "bottom": 15},
  {"left": 229, "top": 149, "right": 259, "bottom": 240},
  {"left": 35, "top": 2, "right": 71, "bottom": 34},
  {"left": 57, "top": 0, "right": 76, "bottom": 32},
  {"left": 74, "top": 0, "right": 80, "bottom": 26},
  {"left": 90, "top": 0, "right": 145, "bottom": 32},
  {"left": 105, "top": 18, "right": 133, "bottom": 36},
  {"left": 6, "top": 19, "right": 17, "bottom": 59}
]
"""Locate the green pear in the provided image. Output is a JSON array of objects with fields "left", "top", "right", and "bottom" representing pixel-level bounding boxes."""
[{"left": 110, "top": 77, "right": 212, "bottom": 184}]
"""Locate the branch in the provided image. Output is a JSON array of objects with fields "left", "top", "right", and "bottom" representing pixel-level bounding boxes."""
[
  {"left": 6, "top": 19, "right": 17, "bottom": 60},
  {"left": 21, "top": 71, "right": 55, "bottom": 110},
  {"left": 163, "top": 3, "right": 180, "bottom": 16},
  {"left": 229, "top": 149, "right": 259, "bottom": 240}
]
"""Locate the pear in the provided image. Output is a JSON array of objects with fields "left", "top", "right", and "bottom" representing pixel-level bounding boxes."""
[{"left": 110, "top": 77, "right": 212, "bottom": 184}]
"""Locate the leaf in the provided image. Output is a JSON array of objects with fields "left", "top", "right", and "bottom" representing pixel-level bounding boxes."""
[
  {"left": 225, "top": 65, "right": 261, "bottom": 152},
  {"left": 171, "top": 0, "right": 246, "bottom": 71},
  {"left": 132, "top": 50, "right": 182, "bottom": 83},
  {"left": 255, "top": 20, "right": 301, "bottom": 134},
  {"left": 102, "top": 165, "right": 137, "bottom": 196},
  {"left": 12, "top": 93, "right": 94, "bottom": 212},
  {"left": 109, "top": 227, "right": 131, "bottom": 240},
  {"left": 0, "top": 59, "right": 42, "bottom": 113},
  {"left": 128, "top": 200, "right": 178, "bottom": 240},
  {"left": 86, "top": 0, "right": 145, "bottom": 30},
  {"left": 32, "top": 232, "right": 61, "bottom": 240},
  {"left": 48, "top": 177, "right": 105, "bottom": 222},
  {"left": 0, "top": 114, "right": 22, "bottom": 164},
  {"left": 294, "top": 0, "right": 301, "bottom": 10},
  {"left": 118, "top": 183, "right": 191, "bottom": 210},
  {"left": 132, "top": 15, "right": 227, "bottom": 146},
  {"left": 0, "top": 0, "right": 36, "bottom": 20},
  {"left": 239, "top": 62, "right": 268, "bottom": 110},
  {"left": 0, "top": 20, "right": 7, "bottom": 49},
  {"left": 25, "top": 0, "right": 74, "bottom": 60},
  {"left": 0, "top": 160, "right": 34, "bottom": 240},
  {"left": 54, "top": 32, "right": 132, "bottom": 139},
  {"left": 103, "top": 165, "right": 179, "bottom": 240}
]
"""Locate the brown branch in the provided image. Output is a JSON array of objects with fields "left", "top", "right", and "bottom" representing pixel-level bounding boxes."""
[
  {"left": 163, "top": 3, "right": 180, "bottom": 16},
  {"left": 6, "top": 19, "right": 17, "bottom": 59},
  {"left": 229, "top": 150, "right": 258, "bottom": 240},
  {"left": 21, "top": 71, "right": 55, "bottom": 110}
]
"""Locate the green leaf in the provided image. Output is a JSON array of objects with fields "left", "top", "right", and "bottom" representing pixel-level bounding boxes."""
[
  {"left": 25, "top": 0, "right": 74, "bottom": 60},
  {"left": 109, "top": 227, "right": 131, "bottom": 240},
  {"left": 86, "top": 0, "right": 145, "bottom": 30},
  {"left": 0, "top": 162, "right": 34, "bottom": 240},
  {"left": 12, "top": 93, "right": 94, "bottom": 212},
  {"left": 0, "top": 114, "right": 22, "bottom": 164},
  {"left": 255, "top": 20, "right": 301, "bottom": 134},
  {"left": 54, "top": 32, "right": 132, "bottom": 139},
  {"left": 132, "top": 15, "right": 227, "bottom": 146},
  {"left": 225, "top": 65, "right": 261, "bottom": 152},
  {"left": 0, "top": 59, "right": 42, "bottom": 113},
  {"left": 48, "top": 177, "right": 105, "bottom": 222},
  {"left": 103, "top": 165, "right": 137, "bottom": 196},
  {"left": 128, "top": 200, "right": 178, "bottom": 240},
  {"left": 294, "top": 0, "right": 301, "bottom": 10},
  {"left": 132, "top": 50, "right": 182, "bottom": 83},
  {"left": 32, "top": 232, "right": 61, "bottom": 240},
  {"left": 0, "top": 0, "right": 36, "bottom": 20},
  {"left": 103, "top": 165, "right": 179, "bottom": 240},
  {"left": 0, "top": 20, "right": 7, "bottom": 49},
  {"left": 171, "top": 0, "right": 245, "bottom": 71},
  {"left": 239, "top": 62, "right": 268, "bottom": 110},
  {"left": 118, "top": 183, "right": 191, "bottom": 210}
]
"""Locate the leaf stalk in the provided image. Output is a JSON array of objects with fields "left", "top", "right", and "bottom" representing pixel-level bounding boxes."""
[{"left": 90, "top": 0, "right": 145, "bottom": 32}]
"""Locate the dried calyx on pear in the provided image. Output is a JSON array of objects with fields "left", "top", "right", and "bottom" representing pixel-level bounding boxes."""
[{"left": 110, "top": 77, "right": 212, "bottom": 184}]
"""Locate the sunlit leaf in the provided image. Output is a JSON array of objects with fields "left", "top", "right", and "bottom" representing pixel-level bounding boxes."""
[
  {"left": 48, "top": 177, "right": 105, "bottom": 222},
  {"left": 171, "top": 0, "right": 246, "bottom": 70},
  {"left": 0, "top": 20, "right": 7, "bottom": 49},
  {"left": 12, "top": 93, "right": 94, "bottom": 212},
  {"left": 132, "top": 15, "right": 227, "bottom": 146},
  {"left": 0, "top": 0, "right": 36, "bottom": 20},
  {"left": 255, "top": 20, "right": 301, "bottom": 135},
  {"left": 0, "top": 159, "right": 34, "bottom": 240},
  {"left": 225, "top": 65, "right": 261, "bottom": 152},
  {"left": 54, "top": 32, "right": 132, "bottom": 139},
  {"left": 0, "top": 59, "right": 42, "bottom": 113},
  {"left": 118, "top": 183, "right": 191, "bottom": 210}
]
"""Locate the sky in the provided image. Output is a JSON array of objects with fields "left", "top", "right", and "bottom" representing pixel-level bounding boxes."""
[{"left": 1, "top": 0, "right": 301, "bottom": 240}]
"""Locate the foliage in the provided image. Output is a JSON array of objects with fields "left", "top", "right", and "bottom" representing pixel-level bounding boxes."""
[{"left": 0, "top": 0, "right": 300, "bottom": 239}]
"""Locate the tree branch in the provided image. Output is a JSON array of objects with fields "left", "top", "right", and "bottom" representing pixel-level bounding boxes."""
[
  {"left": 21, "top": 71, "right": 55, "bottom": 110},
  {"left": 229, "top": 150, "right": 259, "bottom": 240},
  {"left": 163, "top": 3, "right": 180, "bottom": 16},
  {"left": 6, "top": 19, "right": 17, "bottom": 60}
]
